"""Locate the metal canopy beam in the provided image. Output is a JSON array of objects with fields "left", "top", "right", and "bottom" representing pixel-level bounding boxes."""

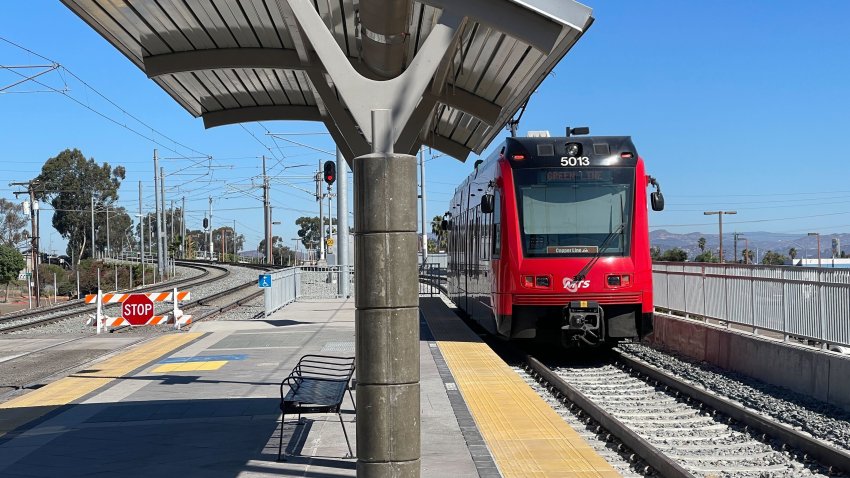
[
  {"left": 427, "top": 86, "right": 501, "bottom": 126},
  {"left": 202, "top": 105, "right": 322, "bottom": 129},
  {"left": 143, "top": 49, "right": 305, "bottom": 77},
  {"left": 422, "top": 0, "right": 592, "bottom": 53},
  {"left": 281, "top": 0, "right": 466, "bottom": 150}
]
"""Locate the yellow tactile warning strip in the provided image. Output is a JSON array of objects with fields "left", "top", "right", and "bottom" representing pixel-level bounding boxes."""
[
  {"left": 0, "top": 333, "right": 202, "bottom": 437},
  {"left": 152, "top": 360, "right": 227, "bottom": 373},
  {"left": 421, "top": 298, "right": 619, "bottom": 477}
]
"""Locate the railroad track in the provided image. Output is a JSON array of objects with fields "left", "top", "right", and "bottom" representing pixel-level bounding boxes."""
[
  {"left": 0, "top": 262, "right": 229, "bottom": 334},
  {"left": 523, "top": 349, "right": 850, "bottom": 477},
  {"left": 1, "top": 263, "right": 272, "bottom": 397}
]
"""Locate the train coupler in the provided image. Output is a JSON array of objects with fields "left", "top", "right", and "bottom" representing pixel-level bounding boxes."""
[{"left": 561, "top": 301, "right": 604, "bottom": 346}]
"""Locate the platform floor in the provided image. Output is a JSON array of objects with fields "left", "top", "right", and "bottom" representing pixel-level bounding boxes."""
[{"left": 0, "top": 296, "right": 617, "bottom": 477}]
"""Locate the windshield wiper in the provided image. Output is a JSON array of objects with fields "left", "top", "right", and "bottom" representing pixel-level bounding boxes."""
[{"left": 572, "top": 222, "right": 625, "bottom": 283}]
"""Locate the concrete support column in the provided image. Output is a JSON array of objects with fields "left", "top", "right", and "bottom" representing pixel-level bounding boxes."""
[{"left": 354, "top": 151, "right": 420, "bottom": 476}]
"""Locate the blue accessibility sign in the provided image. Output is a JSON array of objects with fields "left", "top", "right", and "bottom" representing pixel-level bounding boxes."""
[{"left": 258, "top": 274, "right": 272, "bottom": 288}]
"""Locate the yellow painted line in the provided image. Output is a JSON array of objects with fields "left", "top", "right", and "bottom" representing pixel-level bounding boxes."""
[
  {"left": 422, "top": 299, "right": 619, "bottom": 477},
  {"left": 151, "top": 360, "right": 227, "bottom": 373},
  {"left": 0, "top": 333, "right": 202, "bottom": 437}
]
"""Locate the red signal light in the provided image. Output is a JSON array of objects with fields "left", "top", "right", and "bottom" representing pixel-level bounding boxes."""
[
  {"left": 323, "top": 161, "right": 336, "bottom": 185},
  {"left": 511, "top": 154, "right": 526, "bottom": 161}
]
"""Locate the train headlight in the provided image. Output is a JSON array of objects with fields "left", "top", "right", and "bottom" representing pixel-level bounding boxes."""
[
  {"left": 566, "top": 142, "right": 581, "bottom": 157},
  {"left": 535, "top": 276, "right": 550, "bottom": 288},
  {"left": 606, "top": 274, "right": 631, "bottom": 288}
]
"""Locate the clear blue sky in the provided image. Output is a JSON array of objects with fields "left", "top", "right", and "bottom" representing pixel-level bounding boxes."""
[{"left": 2, "top": 1, "right": 850, "bottom": 255}]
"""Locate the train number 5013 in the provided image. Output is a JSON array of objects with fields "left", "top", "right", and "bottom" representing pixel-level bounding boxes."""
[{"left": 560, "top": 156, "right": 590, "bottom": 166}]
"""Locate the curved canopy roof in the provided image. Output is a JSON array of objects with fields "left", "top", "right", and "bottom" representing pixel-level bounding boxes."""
[{"left": 61, "top": 0, "right": 593, "bottom": 161}]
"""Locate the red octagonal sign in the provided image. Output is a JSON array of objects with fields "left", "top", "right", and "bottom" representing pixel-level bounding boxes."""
[{"left": 122, "top": 294, "right": 154, "bottom": 326}]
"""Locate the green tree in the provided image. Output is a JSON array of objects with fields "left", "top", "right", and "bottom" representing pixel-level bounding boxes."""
[
  {"left": 697, "top": 237, "right": 706, "bottom": 252},
  {"left": 761, "top": 250, "right": 788, "bottom": 265},
  {"left": 693, "top": 250, "right": 718, "bottom": 263},
  {"left": 295, "top": 216, "right": 336, "bottom": 250},
  {"left": 650, "top": 246, "right": 661, "bottom": 261},
  {"left": 741, "top": 248, "right": 755, "bottom": 264},
  {"left": 212, "top": 226, "right": 244, "bottom": 259},
  {"left": 0, "top": 244, "right": 26, "bottom": 303},
  {"left": 258, "top": 236, "right": 294, "bottom": 265},
  {"left": 659, "top": 248, "right": 687, "bottom": 262},
  {"left": 0, "top": 199, "right": 29, "bottom": 247},
  {"left": 430, "top": 215, "right": 447, "bottom": 251},
  {"left": 788, "top": 248, "right": 797, "bottom": 260},
  {"left": 96, "top": 206, "right": 135, "bottom": 256},
  {"left": 34, "top": 149, "right": 126, "bottom": 265}
]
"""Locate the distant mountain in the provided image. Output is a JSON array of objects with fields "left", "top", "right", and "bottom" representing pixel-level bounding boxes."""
[{"left": 650, "top": 230, "right": 848, "bottom": 262}]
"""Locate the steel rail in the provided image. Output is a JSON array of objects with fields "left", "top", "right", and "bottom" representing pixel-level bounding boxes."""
[
  {"left": 613, "top": 348, "right": 850, "bottom": 475},
  {"left": 524, "top": 354, "right": 697, "bottom": 478},
  {"left": 0, "top": 263, "right": 229, "bottom": 333},
  {"left": 0, "top": 262, "right": 219, "bottom": 325}
]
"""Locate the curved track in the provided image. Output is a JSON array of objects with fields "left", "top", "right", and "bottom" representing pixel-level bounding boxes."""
[{"left": 0, "top": 262, "right": 231, "bottom": 333}]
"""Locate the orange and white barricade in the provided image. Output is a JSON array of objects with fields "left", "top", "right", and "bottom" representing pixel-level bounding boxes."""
[{"left": 85, "top": 288, "right": 192, "bottom": 333}]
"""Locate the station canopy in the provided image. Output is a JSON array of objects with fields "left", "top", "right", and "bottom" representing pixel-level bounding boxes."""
[{"left": 61, "top": 0, "right": 593, "bottom": 161}]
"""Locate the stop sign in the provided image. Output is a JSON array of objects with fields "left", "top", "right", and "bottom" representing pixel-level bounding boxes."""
[{"left": 122, "top": 294, "right": 154, "bottom": 326}]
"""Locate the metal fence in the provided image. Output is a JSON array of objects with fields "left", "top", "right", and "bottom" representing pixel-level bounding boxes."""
[
  {"left": 418, "top": 263, "right": 447, "bottom": 297},
  {"left": 264, "top": 266, "right": 354, "bottom": 316},
  {"left": 653, "top": 262, "right": 850, "bottom": 349}
]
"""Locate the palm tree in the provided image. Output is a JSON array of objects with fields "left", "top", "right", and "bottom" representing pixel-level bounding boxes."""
[
  {"left": 430, "top": 215, "right": 446, "bottom": 252},
  {"left": 698, "top": 237, "right": 706, "bottom": 252}
]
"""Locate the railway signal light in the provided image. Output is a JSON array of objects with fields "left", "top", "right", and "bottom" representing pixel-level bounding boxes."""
[
  {"left": 323, "top": 160, "right": 336, "bottom": 185},
  {"left": 203, "top": 218, "right": 209, "bottom": 229}
]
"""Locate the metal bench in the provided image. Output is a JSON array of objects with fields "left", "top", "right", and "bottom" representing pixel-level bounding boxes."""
[{"left": 277, "top": 354, "right": 356, "bottom": 461}]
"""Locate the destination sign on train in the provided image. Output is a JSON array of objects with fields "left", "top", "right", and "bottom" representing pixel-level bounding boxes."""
[
  {"left": 546, "top": 246, "right": 599, "bottom": 254},
  {"left": 541, "top": 170, "right": 608, "bottom": 182}
]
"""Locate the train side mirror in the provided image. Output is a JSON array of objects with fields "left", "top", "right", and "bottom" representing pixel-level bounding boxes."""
[
  {"left": 651, "top": 192, "right": 665, "bottom": 211},
  {"left": 480, "top": 194, "right": 494, "bottom": 213}
]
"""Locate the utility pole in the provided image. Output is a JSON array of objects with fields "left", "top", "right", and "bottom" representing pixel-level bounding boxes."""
[
  {"left": 733, "top": 232, "right": 741, "bottom": 264},
  {"left": 419, "top": 146, "right": 428, "bottom": 267},
  {"left": 336, "top": 147, "right": 350, "bottom": 297},
  {"left": 233, "top": 220, "right": 237, "bottom": 261},
  {"left": 704, "top": 211, "right": 737, "bottom": 263},
  {"left": 263, "top": 156, "right": 272, "bottom": 263},
  {"left": 11, "top": 181, "right": 41, "bottom": 306}
]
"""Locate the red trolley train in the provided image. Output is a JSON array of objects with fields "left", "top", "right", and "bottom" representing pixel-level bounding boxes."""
[{"left": 443, "top": 131, "right": 664, "bottom": 347}]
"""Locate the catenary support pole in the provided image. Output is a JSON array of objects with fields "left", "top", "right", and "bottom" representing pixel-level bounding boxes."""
[
  {"left": 263, "top": 156, "right": 272, "bottom": 263},
  {"left": 154, "top": 150, "right": 163, "bottom": 276},
  {"left": 354, "top": 109, "right": 420, "bottom": 476},
  {"left": 208, "top": 197, "right": 213, "bottom": 260},
  {"left": 106, "top": 206, "right": 110, "bottom": 258},
  {"left": 336, "top": 147, "right": 349, "bottom": 298},
  {"left": 160, "top": 167, "right": 167, "bottom": 278},
  {"left": 91, "top": 196, "right": 96, "bottom": 261},
  {"left": 181, "top": 196, "right": 185, "bottom": 259},
  {"left": 139, "top": 181, "right": 145, "bottom": 283}
]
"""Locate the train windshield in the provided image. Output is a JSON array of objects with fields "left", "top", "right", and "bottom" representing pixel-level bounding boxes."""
[{"left": 514, "top": 167, "right": 634, "bottom": 257}]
